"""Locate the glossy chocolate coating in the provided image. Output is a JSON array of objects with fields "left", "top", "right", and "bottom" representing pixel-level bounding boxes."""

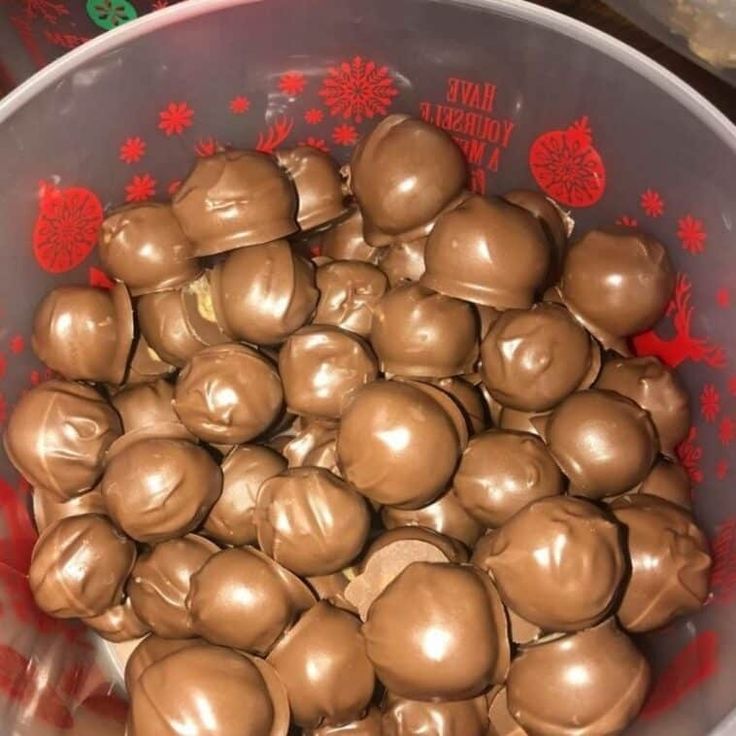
[
  {"left": 475, "top": 496, "right": 625, "bottom": 631},
  {"left": 507, "top": 610, "right": 542, "bottom": 647},
  {"left": 382, "top": 692, "right": 489, "bottom": 736},
  {"left": 126, "top": 334, "right": 176, "bottom": 384},
  {"left": 336, "top": 381, "right": 462, "bottom": 508},
  {"left": 628, "top": 458, "right": 692, "bottom": 509},
  {"left": 507, "top": 618, "right": 650, "bottom": 736},
  {"left": 203, "top": 444, "right": 287, "bottom": 546},
  {"left": 4, "top": 380, "right": 121, "bottom": 500},
  {"left": 421, "top": 195, "right": 550, "bottom": 309},
  {"left": 211, "top": 240, "right": 318, "bottom": 345},
  {"left": 540, "top": 389, "right": 658, "bottom": 498},
  {"left": 174, "top": 343, "right": 283, "bottom": 443},
  {"left": 255, "top": 467, "right": 371, "bottom": 576},
  {"left": 101, "top": 437, "right": 222, "bottom": 543},
  {"left": 498, "top": 407, "right": 547, "bottom": 438},
  {"left": 99, "top": 203, "right": 201, "bottom": 295},
  {"left": 454, "top": 430, "right": 564, "bottom": 527},
  {"left": 282, "top": 419, "right": 339, "bottom": 468},
  {"left": 364, "top": 562, "right": 509, "bottom": 700},
  {"left": 171, "top": 149, "right": 298, "bottom": 256},
  {"left": 487, "top": 687, "right": 528, "bottom": 736},
  {"left": 124, "top": 635, "right": 204, "bottom": 693},
  {"left": 279, "top": 326, "right": 378, "bottom": 419},
  {"left": 314, "top": 260, "right": 388, "bottom": 337},
  {"left": 371, "top": 283, "right": 479, "bottom": 377},
  {"left": 433, "top": 377, "right": 487, "bottom": 434},
  {"left": 611, "top": 494, "right": 711, "bottom": 632},
  {"left": 33, "top": 485, "right": 106, "bottom": 532},
  {"left": 83, "top": 598, "right": 149, "bottom": 643},
  {"left": 307, "top": 707, "right": 382, "bottom": 735},
  {"left": 320, "top": 208, "right": 381, "bottom": 263},
  {"left": 350, "top": 115, "right": 467, "bottom": 245},
  {"left": 267, "top": 601, "right": 376, "bottom": 728},
  {"left": 32, "top": 284, "right": 134, "bottom": 384},
  {"left": 29, "top": 514, "right": 135, "bottom": 619},
  {"left": 307, "top": 570, "right": 358, "bottom": 614},
  {"left": 377, "top": 237, "right": 427, "bottom": 287},
  {"left": 111, "top": 379, "right": 191, "bottom": 440}
]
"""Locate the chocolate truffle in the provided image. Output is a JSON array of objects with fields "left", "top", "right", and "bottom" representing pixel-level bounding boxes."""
[
  {"left": 111, "top": 379, "right": 192, "bottom": 440},
  {"left": 498, "top": 407, "right": 547, "bottom": 437},
  {"left": 99, "top": 202, "right": 201, "bottom": 295},
  {"left": 203, "top": 444, "right": 287, "bottom": 546},
  {"left": 101, "top": 437, "right": 221, "bottom": 543},
  {"left": 29, "top": 514, "right": 135, "bottom": 619},
  {"left": 320, "top": 208, "right": 381, "bottom": 263},
  {"left": 487, "top": 687, "right": 528, "bottom": 736},
  {"left": 610, "top": 494, "right": 711, "bottom": 632},
  {"left": 124, "top": 635, "right": 204, "bottom": 693},
  {"left": 540, "top": 389, "right": 658, "bottom": 498},
  {"left": 83, "top": 598, "right": 149, "bottom": 643},
  {"left": 314, "top": 260, "right": 388, "bottom": 337},
  {"left": 174, "top": 343, "right": 283, "bottom": 444},
  {"left": 32, "top": 284, "right": 134, "bottom": 384},
  {"left": 306, "top": 570, "right": 357, "bottom": 613},
  {"left": 378, "top": 237, "right": 427, "bottom": 287},
  {"left": 267, "top": 602, "right": 376, "bottom": 728},
  {"left": 453, "top": 430, "right": 564, "bottom": 527},
  {"left": 507, "top": 618, "right": 650, "bottom": 736},
  {"left": 382, "top": 692, "right": 490, "bottom": 736},
  {"left": 336, "top": 381, "right": 462, "bottom": 508},
  {"left": 421, "top": 195, "right": 550, "bottom": 309},
  {"left": 364, "top": 562, "right": 509, "bottom": 700},
  {"left": 4, "top": 380, "right": 121, "bottom": 500},
  {"left": 628, "top": 458, "right": 692, "bottom": 509},
  {"left": 370, "top": 283, "right": 479, "bottom": 377},
  {"left": 128, "top": 534, "right": 218, "bottom": 638},
  {"left": 211, "top": 240, "right": 318, "bottom": 345},
  {"left": 283, "top": 419, "right": 339, "bottom": 468},
  {"left": 126, "top": 334, "right": 176, "bottom": 384},
  {"left": 32, "top": 485, "right": 107, "bottom": 532},
  {"left": 171, "top": 149, "right": 298, "bottom": 256},
  {"left": 560, "top": 228, "right": 675, "bottom": 348},
  {"left": 594, "top": 355, "right": 690, "bottom": 457},
  {"left": 433, "top": 377, "right": 487, "bottom": 434},
  {"left": 255, "top": 467, "right": 371, "bottom": 576},
  {"left": 279, "top": 326, "right": 378, "bottom": 419},
  {"left": 350, "top": 115, "right": 467, "bottom": 245},
  {"left": 307, "top": 707, "right": 382, "bottom": 735},
  {"left": 475, "top": 496, "right": 625, "bottom": 631}
]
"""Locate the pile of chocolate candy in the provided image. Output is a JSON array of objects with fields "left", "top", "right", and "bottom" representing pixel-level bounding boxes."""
[{"left": 4, "top": 115, "right": 712, "bottom": 736}]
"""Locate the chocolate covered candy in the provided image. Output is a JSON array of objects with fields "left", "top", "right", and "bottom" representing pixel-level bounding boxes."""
[
  {"left": 32, "top": 485, "right": 107, "bottom": 532},
  {"left": 432, "top": 376, "right": 487, "bottom": 434},
  {"left": 307, "top": 708, "right": 382, "bottom": 735},
  {"left": 487, "top": 687, "right": 528, "bottom": 736},
  {"left": 83, "top": 598, "right": 149, "bottom": 643},
  {"left": 377, "top": 237, "right": 427, "bottom": 287},
  {"left": 126, "top": 333, "right": 177, "bottom": 384},
  {"left": 124, "top": 635, "right": 205, "bottom": 693},
  {"left": 382, "top": 692, "right": 489, "bottom": 736},
  {"left": 627, "top": 457, "right": 692, "bottom": 509},
  {"left": 320, "top": 208, "right": 381, "bottom": 263}
]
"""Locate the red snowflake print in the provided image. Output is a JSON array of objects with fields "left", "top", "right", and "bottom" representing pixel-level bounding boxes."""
[
  {"left": 700, "top": 383, "right": 720, "bottom": 422},
  {"left": 119, "top": 136, "right": 146, "bottom": 164},
  {"left": 0, "top": 354, "right": 5, "bottom": 379},
  {"left": 677, "top": 214, "right": 707, "bottom": 254},
  {"left": 332, "top": 123, "right": 358, "bottom": 146},
  {"left": 615, "top": 214, "right": 638, "bottom": 227},
  {"left": 158, "top": 102, "right": 193, "bottom": 136},
  {"left": 299, "top": 137, "right": 329, "bottom": 153},
  {"left": 717, "top": 459, "right": 729, "bottom": 480},
  {"left": 677, "top": 426, "right": 703, "bottom": 485},
  {"left": 640, "top": 188, "right": 664, "bottom": 217},
  {"left": 195, "top": 137, "right": 221, "bottom": 157},
  {"left": 279, "top": 71, "right": 306, "bottom": 96},
  {"left": 18, "top": 0, "right": 69, "bottom": 23},
  {"left": 719, "top": 417, "right": 736, "bottom": 446},
  {"left": 229, "top": 95, "right": 250, "bottom": 114},
  {"left": 304, "top": 108, "right": 324, "bottom": 125},
  {"left": 9, "top": 335, "right": 24, "bottom": 355},
  {"left": 716, "top": 288, "right": 730, "bottom": 308},
  {"left": 320, "top": 56, "right": 398, "bottom": 123},
  {"left": 125, "top": 174, "right": 156, "bottom": 203}
]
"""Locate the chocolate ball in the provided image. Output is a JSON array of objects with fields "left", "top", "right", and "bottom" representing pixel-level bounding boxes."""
[
  {"left": 4, "top": 380, "right": 121, "bottom": 500},
  {"left": 336, "top": 381, "right": 462, "bottom": 508},
  {"left": 320, "top": 208, "right": 381, "bottom": 263},
  {"left": 126, "top": 333, "right": 176, "bottom": 384},
  {"left": 381, "top": 692, "right": 489, "bottom": 736},
  {"left": 255, "top": 467, "right": 371, "bottom": 576},
  {"left": 421, "top": 195, "right": 550, "bottom": 309},
  {"left": 628, "top": 458, "right": 692, "bottom": 509},
  {"left": 507, "top": 619, "right": 650, "bottom": 736},
  {"left": 171, "top": 149, "right": 298, "bottom": 256},
  {"left": 99, "top": 202, "right": 201, "bottom": 296},
  {"left": 370, "top": 283, "right": 479, "bottom": 377},
  {"left": 363, "top": 562, "right": 509, "bottom": 700},
  {"left": 307, "top": 707, "right": 382, "bottom": 735},
  {"left": 282, "top": 419, "right": 339, "bottom": 468},
  {"left": 32, "top": 485, "right": 107, "bottom": 532},
  {"left": 124, "top": 635, "right": 204, "bottom": 693},
  {"left": 174, "top": 343, "right": 283, "bottom": 444},
  {"left": 610, "top": 494, "right": 711, "bottom": 632},
  {"left": 475, "top": 496, "right": 625, "bottom": 631},
  {"left": 377, "top": 237, "right": 427, "bottom": 287},
  {"left": 306, "top": 571, "right": 357, "bottom": 614},
  {"left": 498, "top": 406, "right": 546, "bottom": 437},
  {"left": 29, "top": 514, "right": 135, "bottom": 618},
  {"left": 432, "top": 377, "right": 488, "bottom": 434},
  {"left": 101, "top": 437, "right": 222, "bottom": 543},
  {"left": 32, "top": 284, "right": 134, "bottom": 384},
  {"left": 83, "top": 598, "right": 149, "bottom": 643},
  {"left": 487, "top": 687, "right": 527, "bottom": 736},
  {"left": 111, "top": 379, "right": 192, "bottom": 440}
]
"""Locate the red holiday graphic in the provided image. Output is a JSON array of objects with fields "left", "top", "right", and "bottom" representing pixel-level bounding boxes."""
[
  {"left": 719, "top": 417, "right": 735, "bottom": 446},
  {"left": 677, "top": 214, "right": 707, "bottom": 254},
  {"left": 43, "top": 30, "right": 90, "bottom": 49},
  {"left": 158, "top": 101, "right": 194, "bottom": 136},
  {"left": 640, "top": 188, "right": 665, "bottom": 217},
  {"left": 255, "top": 117, "right": 294, "bottom": 154},
  {"left": 716, "top": 459, "right": 729, "bottom": 480},
  {"left": 711, "top": 518, "right": 736, "bottom": 603},
  {"left": 195, "top": 137, "right": 221, "bottom": 158},
  {"left": 615, "top": 215, "right": 638, "bottom": 228},
  {"left": 716, "top": 288, "right": 730, "bottom": 308},
  {"left": 16, "top": 0, "right": 69, "bottom": 23},
  {"left": 332, "top": 124, "right": 358, "bottom": 146},
  {"left": 299, "top": 137, "right": 329, "bottom": 153},
  {"left": 119, "top": 136, "right": 146, "bottom": 164},
  {"left": 229, "top": 95, "right": 250, "bottom": 115},
  {"left": 677, "top": 426, "right": 704, "bottom": 486},
  {"left": 9, "top": 335, "right": 24, "bottom": 355},
  {"left": 305, "top": 108, "right": 324, "bottom": 125},
  {"left": 279, "top": 71, "right": 306, "bottom": 97},
  {"left": 125, "top": 173, "right": 156, "bottom": 202},
  {"left": 88, "top": 267, "right": 114, "bottom": 289},
  {"left": 699, "top": 383, "right": 720, "bottom": 423}
]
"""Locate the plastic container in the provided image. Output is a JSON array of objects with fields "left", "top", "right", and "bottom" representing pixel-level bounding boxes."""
[{"left": 0, "top": 0, "right": 735, "bottom": 733}]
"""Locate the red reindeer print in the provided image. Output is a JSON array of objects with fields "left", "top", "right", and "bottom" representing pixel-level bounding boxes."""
[
  {"left": 304, "top": 108, "right": 324, "bottom": 125},
  {"left": 677, "top": 426, "right": 703, "bottom": 485},
  {"left": 700, "top": 384, "right": 720, "bottom": 423},
  {"left": 710, "top": 518, "right": 736, "bottom": 603},
  {"left": 125, "top": 174, "right": 156, "bottom": 203},
  {"left": 615, "top": 214, "right": 638, "bottom": 228},
  {"left": 255, "top": 117, "right": 294, "bottom": 153},
  {"left": 229, "top": 95, "right": 250, "bottom": 114},
  {"left": 119, "top": 136, "right": 146, "bottom": 164},
  {"left": 298, "top": 137, "right": 329, "bottom": 153},
  {"left": 332, "top": 124, "right": 358, "bottom": 146},
  {"left": 716, "top": 459, "right": 729, "bottom": 480},
  {"left": 278, "top": 71, "right": 306, "bottom": 96},
  {"left": 716, "top": 288, "right": 730, "bottom": 308},
  {"left": 677, "top": 215, "right": 707, "bottom": 254},
  {"left": 640, "top": 189, "right": 664, "bottom": 217},
  {"left": 719, "top": 417, "right": 735, "bottom": 446},
  {"left": 9, "top": 335, "right": 23, "bottom": 355},
  {"left": 158, "top": 102, "right": 193, "bottom": 136}
]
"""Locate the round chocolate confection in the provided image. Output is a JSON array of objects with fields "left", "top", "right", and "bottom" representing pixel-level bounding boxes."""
[
  {"left": 364, "top": 562, "right": 509, "bottom": 700},
  {"left": 83, "top": 597, "right": 149, "bottom": 643},
  {"left": 377, "top": 237, "right": 427, "bottom": 287},
  {"left": 127, "top": 534, "right": 219, "bottom": 638},
  {"left": 267, "top": 601, "right": 376, "bottom": 729},
  {"left": 507, "top": 618, "right": 650, "bottom": 736},
  {"left": 421, "top": 195, "right": 550, "bottom": 309},
  {"left": 126, "top": 334, "right": 176, "bottom": 385},
  {"left": 101, "top": 436, "right": 222, "bottom": 543},
  {"left": 307, "top": 707, "right": 382, "bottom": 735},
  {"left": 560, "top": 227, "right": 675, "bottom": 349},
  {"left": 203, "top": 444, "right": 287, "bottom": 546},
  {"left": 320, "top": 208, "right": 381, "bottom": 263},
  {"left": 32, "top": 485, "right": 107, "bottom": 532},
  {"left": 306, "top": 571, "right": 357, "bottom": 614},
  {"left": 474, "top": 496, "right": 625, "bottom": 631},
  {"left": 336, "top": 381, "right": 462, "bottom": 508},
  {"left": 111, "top": 379, "right": 192, "bottom": 440},
  {"left": 610, "top": 494, "right": 711, "bottom": 632},
  {"left": 213, "top": 242, "right": 318, "bottom": 346},
  {"left": 432, "top": 377, "right": 487, "bottom": 434},
  {"left": 99, "top": 202, "right": 201, "bottom": 296},
  {"left": 4, "top": 380, "right": 121, "bottom": 500},
  {"left": 594, "top": 355, "right": 690, "bottom": 457},
  {"left": 370, "top": 283, "right": 479, "bottom": 377},
  {"left": 188, "top": 546, "right": 315, "bottom": 654},
  {"left": 174, "top": 343, "right": 283, "bottom": 444},
  {"left": 381, "top": 692, "right": 490, "bottom": 736},
  {"left": 171, "top": 149, "right": 298, "bottom": 257},
  {"left": 282, "top": 419, "right": 338, "bottom": 468},
  {"left": 487, "top": 687, "right": 528, "bottom": 736},
  {"left": 350, "top": 115, "right": 467, "bottom": 246},
  {"left": 498, "top": 407, "right": 547, "bottom": 438},
  {"left": 627, "top": 457, "right": 692, "bottom": 509},
  {"left": 32, "top": 284, "right": 134, "bottom": 384},
  {"left": 124, "top": 635, "right": 205, "bottom": 693},
  {"left": 279, "top": 326, "right": 378, "bottom": 420},
  {"left": 539, "top": 389, "right": 658, "bottom": 498},
  {"left": 29, "top": 514, "right": 135, "bottom": 619},
  {"left": 453, "top": 430, "right": 565, "bottom": 528},
  {"left": 480, "top": 302, "right": 600, "bottom": 412},
  {"left": 314, "top": 260, "right": 388, "bottom": 337},
  {"left": 255, "top": 467, "right": 371, "bottom": 577}
]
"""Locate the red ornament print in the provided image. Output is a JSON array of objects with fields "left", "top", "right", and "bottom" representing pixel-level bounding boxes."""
[
  {"left": 195, "top": 137, "right": 220, "bottom": 157},
  {"left": 9, "top": 335, "right": 24, "bottom": 355},
  {"left": 640, "top": 188, "right": 664, "bottom": 217},
  {"left": 119, "top": 136, "right": 146, "bottom": 164},
  {"left": 615, "top": 215, "right": 638, "bottom": 228},
  {"left": 278, "top": 71, "right": 306, "bottom": 96},
  {"left": 32, "top": 182, "right": 102, "bottom": 274},
  {"left": 711, "top": 518, "right": 736, "bottom": 603},
  {"left": 677, "top": 215, "right": 707, "bottom": 254},
  {"left": 88, "top": 267, "right": 114, "bottom": 289},
  {"left": 700, "top": 383, "right": 720, "bottom": 422},
  {"left": 304, "top": 108, "right": 324, "bottom": 125},
  {"left": 17, "top": 0, "right": 69, "bottom": 23},
  {"left": 255, "top": 117, "right": 294, "bottom": 154},
  {"left": 332, "top": 124, "right": 358, "bottom": 146},
  {"left": 717, "top": 459, "right": 729, "bottom": 480},
  {"left": 298, "top": 137, "right": 329, "bottom": 153},
  {"left": 719, "top": 417, "right": 735, "bottom": 446},
  {"left": 158, "top": 102, "right": 193, "bottom": 136},
  {"left": 677, "top": 426, "right": 704, "bottom": 485},
  {"left": 229, "top": 95, "right": 250, "bottom": 114},
  {"left": 125, "top": 174, "right": 156, "bottom": 203}
]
